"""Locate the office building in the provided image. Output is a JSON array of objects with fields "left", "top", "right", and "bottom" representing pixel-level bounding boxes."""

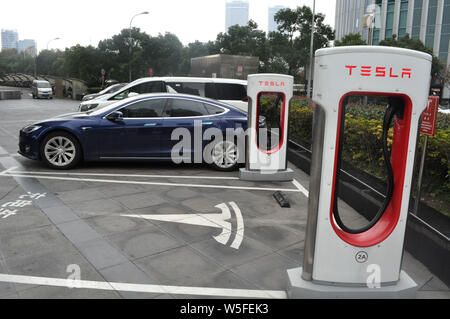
[
  {"left": 17, "top": 39, "right": 37, "bottom": 56},
  {"left": 268, "top": 5, "right": 287, "bottom": 33},
  {"left": 225, "top": 0, "right": 249, "bottom": 31},
  {"left": 335, "top": 0, "right": 450, "bottom": 99},
  {"left": 1, "top": 29, "right": 19, "bottom": 51}
]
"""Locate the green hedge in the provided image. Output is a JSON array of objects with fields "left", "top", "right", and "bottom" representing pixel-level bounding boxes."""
[{"left": 286, "top": 97, "right": 450, "bottom": 216}]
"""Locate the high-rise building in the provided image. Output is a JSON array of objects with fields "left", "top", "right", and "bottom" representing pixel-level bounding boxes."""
[
  {"left": 225, "top": 0, "right": 249, "bottom": 31},
  {"left": 17, "top": 39, "right": 37, "bottom": 57},
  {"left": 335, "top": 0, "right": 450, "bottom": 99},
  {"left": 1, "top": 29, "right": 19, "bottom": 51},
  {"left": 268, "top": 5, "right": 287, "bottom": 33}
]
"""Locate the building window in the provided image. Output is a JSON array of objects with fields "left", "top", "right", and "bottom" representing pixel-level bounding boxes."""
[
  {"left": 398, "top": 1, "right": 409, "bottom": 38},
  {"left": 425, "top": 0, "right": 438, "bottom": 48},
  {"left": 439, "top": 2, "right": 450, "bottom": 65},
  {"left": 385, "top": 1, "right": 395, "bottom": 39},
  {"left": 373, "top": 29, "right": 381, "bottom": 45},
  {"left": 412, "top": 0, "right": 423, "bottom": 39}
]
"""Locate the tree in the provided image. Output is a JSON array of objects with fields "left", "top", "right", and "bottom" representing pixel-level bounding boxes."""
[
  {"left": 142, "top": 32, "right": 185, "bottom": 77},
  {"left": 271, "top": 6, "right": 335, "bottom": 79},
  {"left": 0, "top": 49, "right": 35, "bottom": 75},
  {"left": 36, "top": 49, "right": 64, "bottom": 76},
  {"left": 180, "top": 41, "right": 220, "bottom": 75},
  {"left": 335, "top": 33, "right": 366, "bottom": 46},
  {"left": 379, "top": 34, "right": 443, "bottom": 75},
  {"left": 216, "top": 20, "right": 267, "bottom": 59},
  {"left": 98, "top": 28, "right": 152, "bottom": 82}
]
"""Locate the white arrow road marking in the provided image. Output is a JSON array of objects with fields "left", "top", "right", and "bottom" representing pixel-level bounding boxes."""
[
  {"left": 229, "top": 202, "right": 244, "bottom": 249},
  {"left": 211, "top": 203, "right": 232, "bottom": 245},
  {"left": 122, "top": 202, "right": 244, "bottom": 249}
]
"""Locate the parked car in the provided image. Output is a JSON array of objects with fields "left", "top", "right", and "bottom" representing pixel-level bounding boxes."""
[
  {"left": 78, "top": 77, "right": 248, "bottom": 113},
  {"left": 31, "top": 80, "right": 53, "bottom": 99},
  {"left": 19, "top": 93, "right": 247, "bottom": 171},
  {"left": 81, "top": 83, "right": 127, "bottom": 102}
]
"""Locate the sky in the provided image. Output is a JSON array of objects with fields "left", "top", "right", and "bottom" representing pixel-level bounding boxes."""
[{"left": 0, "top": 0, "right": 336, "bottom": 52}]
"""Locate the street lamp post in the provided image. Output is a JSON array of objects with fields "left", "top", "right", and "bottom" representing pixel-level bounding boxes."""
[
  {"left": 35, "top": 37, "right": 61, "bottom": 77},
  {"left": 307, "top": 0, "right": 316, "bottom": 98},
  {"left": 129, "top": 11, "right": 149, "bottom": 82},
  {"left": 46, "top": 37, "right": 61, "bottom": 50}
]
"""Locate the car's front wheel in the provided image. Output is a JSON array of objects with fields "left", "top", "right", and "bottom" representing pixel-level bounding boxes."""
[
  {"left": 210, "top": 140, "right": 239, "bottom": 171},
  {"left": 40, "top": 132, "right": 81, "bottom": 169}
]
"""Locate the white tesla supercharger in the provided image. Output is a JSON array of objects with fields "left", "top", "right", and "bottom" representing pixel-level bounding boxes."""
[
  {"left": 239, "top": 74, "right": 294, "bottom": 181},
  {"left": 287, "top": 46, "right": 432, "bottom": 298}
]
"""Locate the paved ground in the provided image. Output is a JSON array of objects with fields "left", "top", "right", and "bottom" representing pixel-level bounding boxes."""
[{"left": 0, "top": 90, "right": 448, "bottom": 299}]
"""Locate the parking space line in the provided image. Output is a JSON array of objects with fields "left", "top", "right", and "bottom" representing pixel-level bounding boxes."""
[
  {"left": 0, "top": 273, "right": 287, "bottom": 299},
  {"left": 7, "top": 169, "right": 240, "bottom": 180},
  {"left": 292, "top": 179, "right": 309, "bottom": 197},
  {"left": 0, "top": 166, "right": 18, "bottom": 175},
  {"left": 1, "top": 172, "right": 302, "bottom": 193}
]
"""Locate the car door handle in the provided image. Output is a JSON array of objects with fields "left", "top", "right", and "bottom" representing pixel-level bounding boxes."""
[
  {"left": 202, "top": 121, "right": 213, "bottom": 126},
  {"left": 144, "top": 123, "right": 159, "bottom": 127}
]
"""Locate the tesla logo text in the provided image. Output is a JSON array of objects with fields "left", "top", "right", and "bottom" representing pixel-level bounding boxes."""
[
  {"left": 345, "top": 65, "right": 412, "bottom": 78},
  {"left": 259, "top": 81, "right": 285, "bottom": 87}
]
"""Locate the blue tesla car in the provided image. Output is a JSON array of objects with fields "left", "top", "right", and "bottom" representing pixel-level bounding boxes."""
[{"left": 19, "top": 93, "right": 248, "bottom": 171}]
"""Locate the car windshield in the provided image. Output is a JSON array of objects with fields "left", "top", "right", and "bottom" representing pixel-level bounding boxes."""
[
  {"left": 37, "top": 82, "right": 51, "bottom": 88},
  {"left": 87, "top": 98, "right": 130, "bottom": 116},
  {"left": 99, "top": 84, "right": 124, "bottom": 95}
]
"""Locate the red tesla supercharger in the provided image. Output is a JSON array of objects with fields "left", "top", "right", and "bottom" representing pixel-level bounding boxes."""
[{"left": 287, "top": 46, "right": 432, "bottom": 298}]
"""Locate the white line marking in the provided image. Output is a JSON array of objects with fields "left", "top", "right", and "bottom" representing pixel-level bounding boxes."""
[
  {"left": 1, "top": 172, "right": 301, "bottom": 193},
  {"left": 0, "top": 166, "right": 18, "bottom": 175},
  {"left": 7, "top": 169, "right": 240, "bottom": 180},
  {"left": 292, "top": 179, "right": 309, "bottom": 197},
  {"left": 0, "top": 273, "right": 287, "bottom": 299}
]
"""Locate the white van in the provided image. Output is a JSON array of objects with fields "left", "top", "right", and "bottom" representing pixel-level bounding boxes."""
[
  {"left": 31, "top": 80, "right": 53, "bottom": 99},
  {"left": 78, "top": 77, "right": 248, "bottom": 112}
]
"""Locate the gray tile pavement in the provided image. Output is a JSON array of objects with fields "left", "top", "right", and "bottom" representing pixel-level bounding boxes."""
[{"left": 0, "top": 97, "right": 447, "bottom": 299}]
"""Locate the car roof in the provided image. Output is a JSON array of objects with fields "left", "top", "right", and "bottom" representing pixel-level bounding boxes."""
[
  {"left": 126, "top": 92, "right": 238, "bottom": 106},
  {"left": 128, "top": 76, "right": 247, "bottom": 86},
  {"left": 90, "top": 92, "right": 246, "bottom": 116}
]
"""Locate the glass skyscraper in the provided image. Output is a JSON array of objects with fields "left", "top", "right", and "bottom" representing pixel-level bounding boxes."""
[
  {"left": 335, "top": 0, "right": 449, "bottom": 63},
  {"left": 335, "top": 0, "right": 450, "bottom": 99},
  {"left": 1, "top": 29, "right": 19, "bottom": 51},
  {"left": 17, "top": 39, "right": 37, "bottom": 57},
  {"left": 225, "top": 0, "right": 249, "bottom": 31}
]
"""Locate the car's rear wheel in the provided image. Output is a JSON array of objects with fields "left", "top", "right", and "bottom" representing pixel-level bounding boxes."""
[
  {"left": 210, "top": 140, "right": 239, "bottom": 171},
  {"left": 40, "top": 132, "right": 81, "bottom": 169}
]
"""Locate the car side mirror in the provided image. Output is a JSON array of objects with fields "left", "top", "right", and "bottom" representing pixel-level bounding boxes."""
[
  {"left": 128, "top": 92, "right": 139, "bottom": 98},
  {"left": 107, "top": 111, "right": 124, "bottom": 122}
]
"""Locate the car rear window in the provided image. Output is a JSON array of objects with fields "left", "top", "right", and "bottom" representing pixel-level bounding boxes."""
[
  {"left": 203, "top": 103, "right": 225, "bottom": 115},
  {"left": 213, "top": 83, "right": 247, "bottom": 101},
  {"left": 120, "top": 99, "right": 166, "bottom": 118},
  {"left": 166, "top": 82, "right": 205, "bottom": 97},
  {"left": 166, "top": 98, "right": 209, "bottom": 117}
]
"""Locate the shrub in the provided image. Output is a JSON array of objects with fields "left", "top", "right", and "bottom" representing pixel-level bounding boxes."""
[{"left": 287, "top": 98, "right": 449, "bottom": 215}]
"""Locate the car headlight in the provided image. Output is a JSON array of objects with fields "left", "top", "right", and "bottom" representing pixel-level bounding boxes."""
[
  {"left": 80, "top": 103, "right": 99, "bottom": 112},
  {"left": 22, "top": 125, "right": 42, "bottom": 134},
  {"left": 82, "top": 95, "right": 95, "bottom": 101}
]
